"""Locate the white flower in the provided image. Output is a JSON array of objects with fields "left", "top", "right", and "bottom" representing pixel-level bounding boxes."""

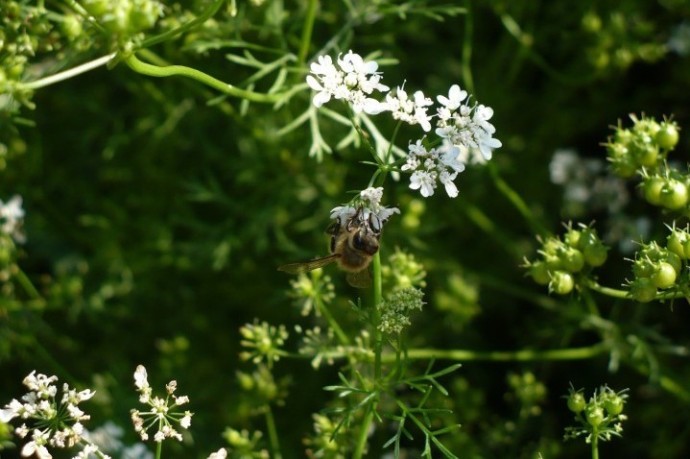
[
  {"left": 306, "top": 50, "right": 389, "bottom": 114},
  {"left": 382, "top": 87, "right": 433, "bottom": 131},
  {"left": 437, "top": 84, "right": 468, "bottom": 112},
  {"left": 22, "top": 430, "right": 51, "bottom": 459},
  {"left": 207, "top": 448, "right": 228, "bottom": 459},
  {"left": 409, "top": 170, "right": 437, "bottom": 197},
  {"left": 180, "top": 411, "right": 192, "bottom": 429},
  {"left": 434, "top": 85, "right": 501, "bottom": 163},
  {"left": 130, "top": 366, "right": 192, "bottom": 444},
  {"left": 330, "top": 188, "right": 399, "bottom": 230},
  {"left": 439, "top": 170, "right": 459, "bottom": 198},
  {"left": 360, "top": 187, "right": 384, "bottom": 206},
  {"left": 402, "top": 140, "right": 465, "bottom": 198},
  {"left": 0, "top": 195, "right": 26, "bottom": 243},
  {"left": 133, "top": 366, "right": 149, "bottom": 391},
  {"left": 1, "top": 399, "right": 23, "bottom": 422}
]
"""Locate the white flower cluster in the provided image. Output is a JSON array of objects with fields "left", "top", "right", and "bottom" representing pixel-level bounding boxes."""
[
  {"left": 402, "top": 139, "right": 465, "bottom": 198},
  {"left": 330, "top": 187, "right": 400, "bottom": 229},
  {"left": 306, "top": 51, "right": 502, "bottom": 198},
  {"left": 0, "top": 370, "right": 106, "bottom": 459},
  {"left": 306, "top": 51, "right": 389, "bottom": 114},
  {"left": 0, "top": 195, "right": 25, "bottom": 243},
  {"left": 130, "top": 365, "right": 193, "bottom": 443}
]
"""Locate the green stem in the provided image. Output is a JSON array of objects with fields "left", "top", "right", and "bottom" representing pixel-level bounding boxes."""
[
  {"left": 264, "top": 405, "right": 283, "bottom": 459},
  {"left": 298, "top": 0, "right": 318, "bottom": 64},
  {"left": 14, "top": 267, "right": 41, "bottom": 299},
  {"left": 21, "top": 53, "right": 116, "bottom": 90},
  {"left": 461, "top": 0, "right": 474, "bottom": 93},
  {"left": 155, "top": 440, "right": 162, "bottom": 459},
  {"left": 591, "top": 431, "right": 599, "bottom": 459},
  {"left": 315, "top": 295, "right": 350, "bottom": 346},
  {"left": 580, "top": 285, "right": 601, "bottom": 317},
  {"left": 122, "top": 53, "right": 282, "bottom": 103},
  {"left": 584, "top": 280, "right": 629, "bottom": 299},
  {"left": 372, "top": 252, "right": 383, "bottom": 380},
  {"left": 141, "top": 0, "right": 225, "bottom": 48},
  {"left": 488, "top": 162, "right": 550, "bottom": 237},
  {"left": 352, "top": 252, "right": 383, "bottom": 459},
  {"left": 353, "top": 404, "right": 375, "bottom": 459},
  {"left": 394, "top": 343, "right": 608, "bottom": 362}
]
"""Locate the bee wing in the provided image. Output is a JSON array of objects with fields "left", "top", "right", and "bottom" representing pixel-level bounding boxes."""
[
  {"left": 278, "top": 254, "right": 341, "bottom": 274},
  {"left": 346, "top": 269, "right": 372, "bottom": 289}
]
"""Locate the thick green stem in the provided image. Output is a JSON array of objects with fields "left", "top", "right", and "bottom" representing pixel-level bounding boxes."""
[
  {"left": 264, "top": 405, "right": 283, "bottom": 459},
  {"left": 122, "top": 53, "right": 281, "bottom": 103},
  {"left": 591, "top": 431, "right": 599, "bottom": 459},
  {"left": 298, "top": 0, "right": 318, "bottom": 64}
]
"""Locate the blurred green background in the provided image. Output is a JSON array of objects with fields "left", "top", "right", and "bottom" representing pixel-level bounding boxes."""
[{"left": 3, "top": 0, "right": 690, "bottom": 457}]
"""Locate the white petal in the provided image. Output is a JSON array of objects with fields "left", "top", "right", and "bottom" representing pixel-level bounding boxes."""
[
  {"left": 312, "top": 92, "right": 331, "bottom": 107},
  {"left": 305, "top": 75, "right": 323, "bottom": 91}
]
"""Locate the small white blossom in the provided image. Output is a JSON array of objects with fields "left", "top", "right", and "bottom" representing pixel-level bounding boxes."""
[
  {"left": 133, "top": 365, "right": 149, "bottom": 391},
  {"left": 409, "top": 170, "right": 437, "bottom": 197},
  {"left": 434, "top": 85, "right": 501, "bottom": 163},
  {"left": 403, "top": 140, "right": 465, "bottom": 198},
  {"left": 207, "top": 448, "right": 228, "bottom": 459},
  {"left": 0, "top": 195, "right": 26, "bottom": 243},
  {"left": 330, "top": 187, "right": 399, "bottom": 231},
  {"left": 307, "top": 50, "right": 389, "bottom": 114},
  {"left": 180, "top": 411, "right": 192, "bottom": 429},
  {"left": 382, "top": 87, "right": 433, "bottom": 131},
  {"left": 437, "top": 84, "right": 468, "bottom": 114}
]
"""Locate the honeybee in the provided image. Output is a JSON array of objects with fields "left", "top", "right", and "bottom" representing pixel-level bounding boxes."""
[{"left": 278, "top": 208, "right": 383, "bottom": 288}]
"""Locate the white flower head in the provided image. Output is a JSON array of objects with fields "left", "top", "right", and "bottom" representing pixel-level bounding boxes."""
[
  {"left": 307, "top": 50, "right": 389, "bottom": 114},
  {"left": 382, "top": 87, "right": 433, "bottom": 131},
  {"left": 330, "top": 188, "right": 399, "bottom": 233},
  {"left": 402, "top": 139, "right": 465, "bottom": 198},
  {"left": 129, "top": 366, "right": 193, "bottom": 443},
  {"left": 434, "top": 85, "right": 501, "bottom": 164}
]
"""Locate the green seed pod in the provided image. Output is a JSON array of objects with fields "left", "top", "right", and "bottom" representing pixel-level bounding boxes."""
[{"left": 567, "top": 391, "right": 586, "bottom": 413}]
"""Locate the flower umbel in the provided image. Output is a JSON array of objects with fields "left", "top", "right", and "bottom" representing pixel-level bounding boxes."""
[
  {"left": 377, "top": 287, "right": 425, "bottom": 335},
  {"left": 306, "top": 50, "right": 389, "bottom": 114},
  {"left": 130, "top": 365, "right": 193, "bottom": 443},
  {"left": 0, "top": 370, "right": 108, "bottom": 458},
  {"left": 239, "top": 320, "right": 289, "bottom": 367},
  {"left": 402, "top": 140, "right": 465, "bottom": 198},
  {"left": 329, "top": 187, "right": 400, "bottom": 228},
  {"left": 564, "top": 385, "right": 628, "bottom": 445}
]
